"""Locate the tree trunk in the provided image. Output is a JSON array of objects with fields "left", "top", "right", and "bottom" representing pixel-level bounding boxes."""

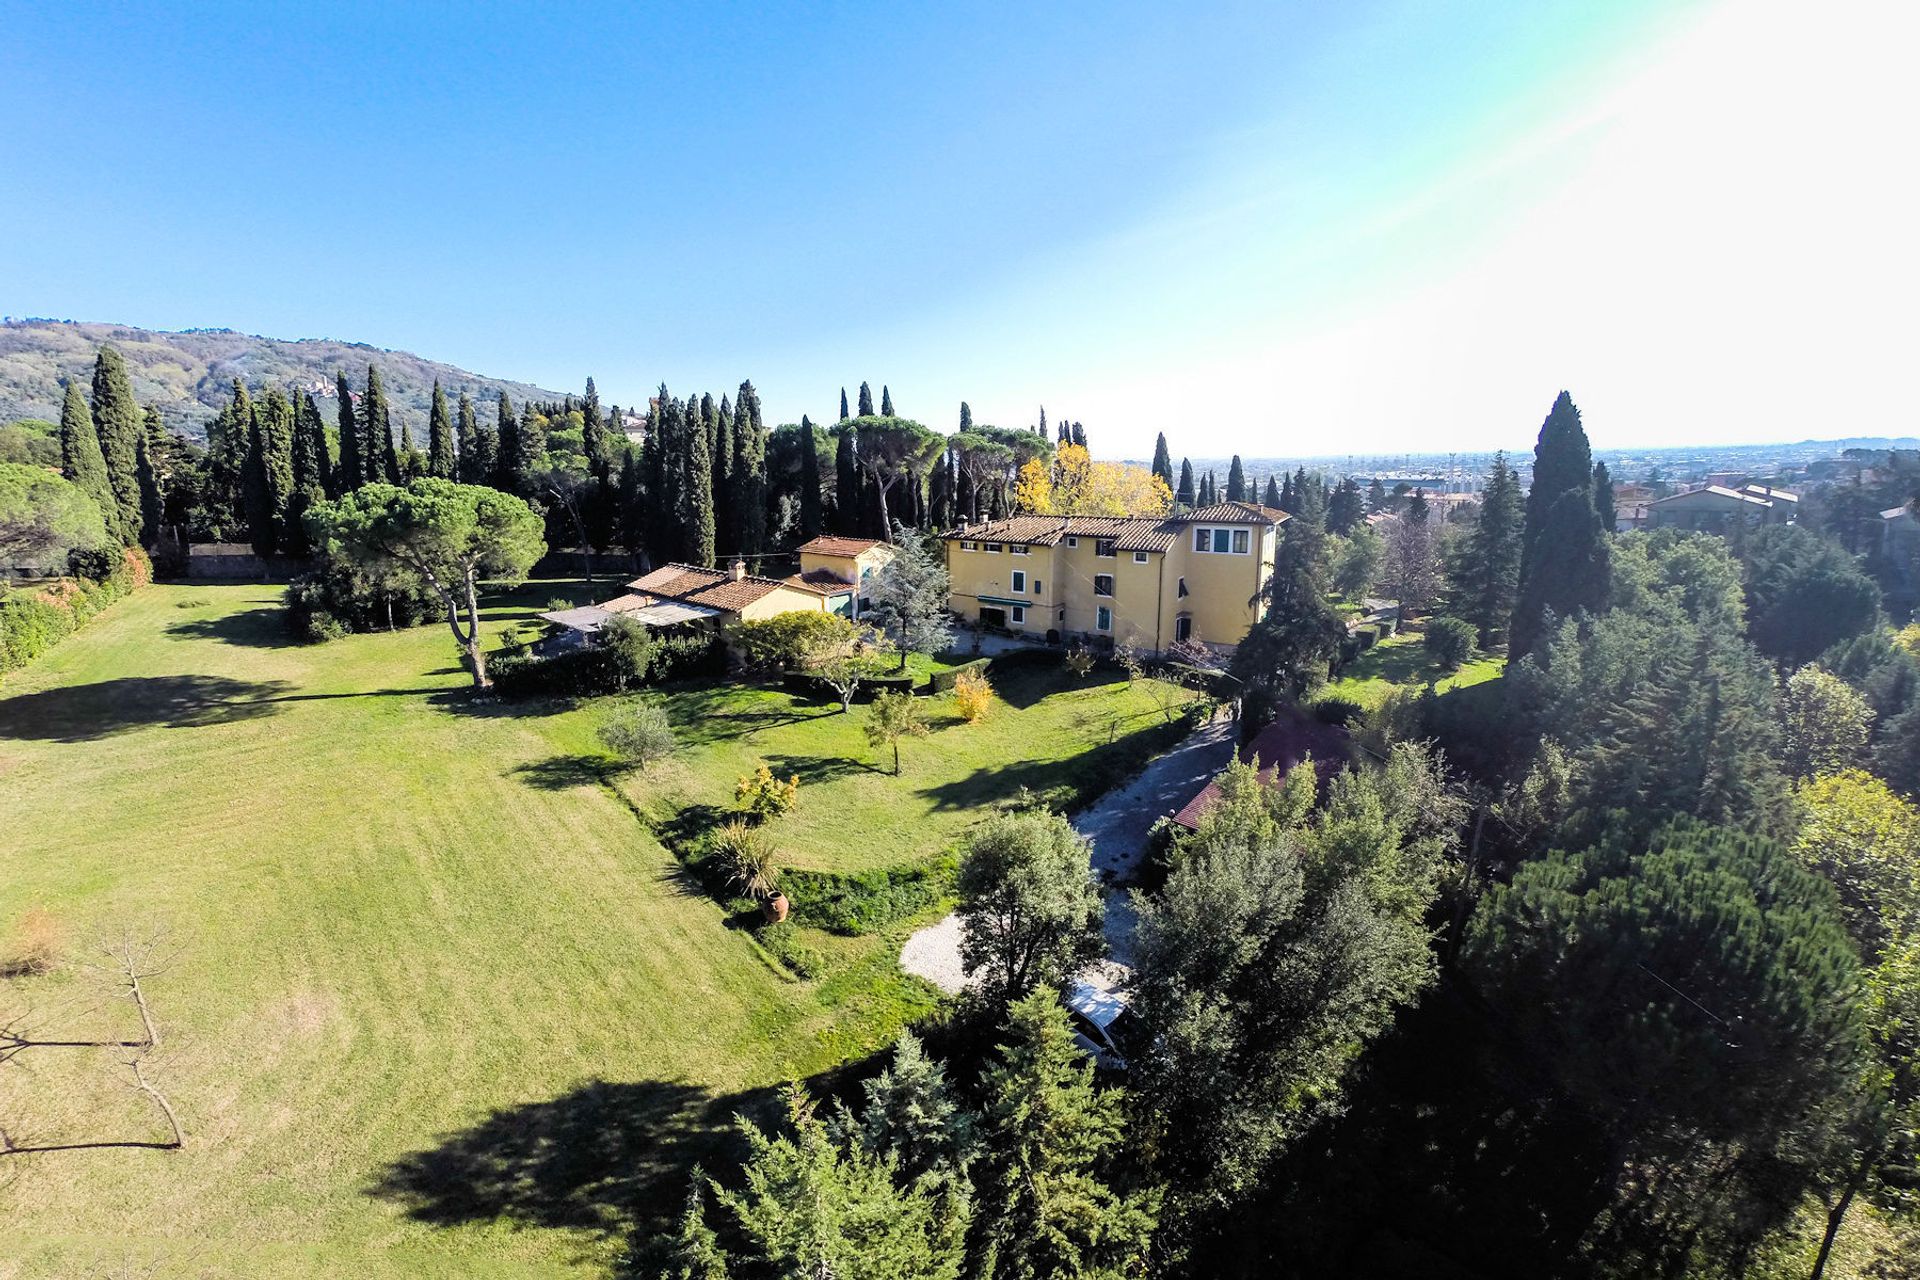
[
  {"left": 893, "top": 739, "right": 901, "bottom": 775},
  {"left": 461, "top": 572, "right": 490, "bottom": 689},
  {"left": 1810, "top": 1149, "right": 1875, "bottom": 1280},
  {"left": 869, "top": 467, "right": 895, "bottom": 542}
]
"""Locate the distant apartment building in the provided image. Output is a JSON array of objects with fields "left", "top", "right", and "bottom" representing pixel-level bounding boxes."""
[{"left": 941, "top": 501, "right": 1288, "bottom": 656}]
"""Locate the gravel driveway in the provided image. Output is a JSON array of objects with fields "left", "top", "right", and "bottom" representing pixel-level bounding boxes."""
[{"left": 900, "top": 717, "right": 1239, "bottom": 991}]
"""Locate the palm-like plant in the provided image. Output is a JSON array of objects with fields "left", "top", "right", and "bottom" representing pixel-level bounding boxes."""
[{"left": 713, "top": 821, "right": 781, "bottom": 901}]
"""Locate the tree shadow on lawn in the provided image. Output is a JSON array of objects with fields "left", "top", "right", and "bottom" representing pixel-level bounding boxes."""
[
  {"left": 655, "top": 684, "right": 843, "bottom": 747},
  {"left": 513, "top": 753, "right": 614, "bottom": 790},
  {"left": 913, "top": 721, "right": 1186, "bottom": 813},
  {"left": 759, "top": 752, "right": 886, "bottom": 785},
  {"left": 993, "top": 663, "right": 1125, "bottom": 711},
  {"left": 368, "top": 1059, "right": 891, "bottom": 1271},
  {"left": 164, "top": 605, "right": 299, "bottom": 649},
  {"left": 0, "top": 674, "right": 294, "bottom": 742}
]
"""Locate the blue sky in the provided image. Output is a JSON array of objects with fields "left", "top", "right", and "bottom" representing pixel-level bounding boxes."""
[{"left": 4, "top": 1, "right": 1914, "bottom": 457}]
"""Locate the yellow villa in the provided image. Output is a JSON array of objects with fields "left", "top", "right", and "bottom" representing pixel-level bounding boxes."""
[{"left": 941, "top": 500, "right": 1289, "bottom": 657}]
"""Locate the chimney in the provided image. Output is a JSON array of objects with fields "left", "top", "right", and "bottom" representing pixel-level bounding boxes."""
[{"left": 730, "top": 558, "right": 747, "bottom": 581}]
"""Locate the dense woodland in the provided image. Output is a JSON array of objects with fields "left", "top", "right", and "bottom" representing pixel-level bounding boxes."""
[{"left": 9, "top": 348, "right": 1920, "bottom": 1276}]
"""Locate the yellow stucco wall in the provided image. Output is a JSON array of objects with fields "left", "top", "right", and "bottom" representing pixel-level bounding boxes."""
[
  {"left": 944, "top": 521, "right": 1277, "bottom": 652},
  {"left": 735, "top": 585, "right": 830, "bottom": 622}
]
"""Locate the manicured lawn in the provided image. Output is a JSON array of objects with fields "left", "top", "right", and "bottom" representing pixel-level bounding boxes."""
[
  {"left": 0, "top": 582, "right": 1182, "bottom": 1277},
  {"left": 1324, "top": 629, "right": 1505, "bottom": 710}
]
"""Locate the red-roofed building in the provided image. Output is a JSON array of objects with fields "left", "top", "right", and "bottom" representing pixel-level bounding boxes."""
[{"left": 1171, "top": 708, "right": 1352, "bottom": 830}]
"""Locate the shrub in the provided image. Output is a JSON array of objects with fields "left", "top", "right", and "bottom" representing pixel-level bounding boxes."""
[
  {"left": 928, "top": 656, "right": 991, "bottom": 693},
  {"left": 757, "top": 921, "right": 826, "bottom": 979},
  {"left": 0, "top": 906, "right": 62, "bottom": 977},
  {"left": 0, "top": 595, "right": 76, "bottom": 675},
  {"left": 1424, "top": 616, "right": 1477, "bottom": 670},
  {"left": 599, "top": 702, "right": 678, "bottom": 771},
  {"left": 952, "top": 669, "right": 993, "bottom": 722},
  {"left": 1064, "top": 647, "right": 1095, "bottom": 678},
  {"left": 283, "top": 552, "right": 440, "bottom": 639},
  {"left": 1313, "top": 696, "right": 1366, "bottom": 727},
  {"left": 731, "top": 610, "right": 859, "bottom": 673},
  {"left": 783, "top": 857, "right": 958, "bottom": 935},
  {"left": 1353, "top": 624, "right": 1380, "bottom": 651},
  {"left": 736, "top": 763, "right": 801, "bottom": 822},
  {"left": 713, "top": 821, "right": 782, "bottom": 901}
]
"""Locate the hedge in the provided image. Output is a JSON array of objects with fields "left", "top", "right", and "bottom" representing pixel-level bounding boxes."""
[
  {"left": 927, "top": 657, "right": 991, "bottom": 693},
  {"left": 783, "top": 856, "right": 959, "bottom": 935},
  {"left": 0, "top": 546, "right": 150, "bottom": 679},
  {"left": 491, "top": 629, "right": 722, "bottom": 699},
  {"left": 780, "top": 670, "right": 918, "bottom": 702}
]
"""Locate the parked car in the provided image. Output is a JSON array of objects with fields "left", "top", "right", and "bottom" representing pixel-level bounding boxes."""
[{"left": 1067, "top": 967, "right": 1135, "bottom": 1071}]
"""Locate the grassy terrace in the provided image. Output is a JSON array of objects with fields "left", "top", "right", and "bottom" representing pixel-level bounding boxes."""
[
  {"left": 0, "top": 582, "right": 1183, "bottom": 1278},
  {"left": 1323, "top": 627, "right": 1505, "bottom": 711}
]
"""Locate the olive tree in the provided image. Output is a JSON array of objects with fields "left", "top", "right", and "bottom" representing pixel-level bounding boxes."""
[{"left": 308, "top": 479, "right": 545, "bottom": 688}]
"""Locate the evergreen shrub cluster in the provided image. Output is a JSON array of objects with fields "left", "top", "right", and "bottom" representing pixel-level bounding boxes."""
[
  {"left": 0, "top": 546, "right": 150, "bottom": 677},
  {"left": 783, "top": 856, "right": 959, "bottom": 935}
]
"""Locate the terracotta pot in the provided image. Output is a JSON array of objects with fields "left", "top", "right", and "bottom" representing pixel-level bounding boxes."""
[{"left": 762, "top": 893, "right": 790, "bottom": 924}]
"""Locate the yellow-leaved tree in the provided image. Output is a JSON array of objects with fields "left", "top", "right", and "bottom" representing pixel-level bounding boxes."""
[{"left": 1014, "top": 443, "right": 1171, "bottom": 517}]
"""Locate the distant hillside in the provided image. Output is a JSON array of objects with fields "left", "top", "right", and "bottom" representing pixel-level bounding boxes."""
[{"left": 0, "top": 319, "right": 570, "bottom": 441}]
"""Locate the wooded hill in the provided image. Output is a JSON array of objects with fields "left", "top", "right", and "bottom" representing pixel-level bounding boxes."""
[{"left": 0, "top": 319, "right": 566, "bottom": 441}]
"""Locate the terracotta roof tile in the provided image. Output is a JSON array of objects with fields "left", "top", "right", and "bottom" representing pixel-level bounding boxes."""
[
  {"left": 796, "top": 535, "right": 887, "bottom": 556},
  {"left": 789, "top": 568, "right": 856, "bottom": 592},
  {"left": 1172, "top": 709, "right": 1351, "bottom": 829},
  {"left": 1180, "top": 501, "right": 1291, "bottom": 524},
  {"left": 627, "top": 562, "right": 830, "bottom": 614}
]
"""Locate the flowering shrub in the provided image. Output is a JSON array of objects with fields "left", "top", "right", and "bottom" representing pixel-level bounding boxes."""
[
  {"left": 953, "top": 669, "right": 993, "bottom": 722},
  {"left": 736, "top": 763, "right": 801, "bottom": 822}
]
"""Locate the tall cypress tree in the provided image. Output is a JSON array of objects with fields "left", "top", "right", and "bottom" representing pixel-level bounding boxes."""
[
  {"left": 291, "top": 391, "right": 331, "bottom": 497},
  {"left": 1592, "top": 460, "right": 1616, "bottom": 532},
  {"left": 454, "top": 392, "right": 479, "bottom": 484},
  {"left": 959, "top": 402, "right": 973, "bottom": 431},
  {"left": 581, "top": 376, "right": 610, "bottom": 479},
  {"left": 840, "top": 387, "right": 850, "bottom": 421},
  {"left": 242, "top": 389, "right": 295, "bottom": 556},
  {"left": 1175, "top": 457, "right": 1196, "bottom": 508},
  {"left": 1280, "top": 472, "right": 1296, "bottom": 510},
  {"left": 208, "top": 380, "right": 253, "bottom": 531},
  {"left": 681, "top": 396, "right": 715, "bottom": 566},
  {"left": 427, "top": 381, "right": 456, "bottom": 479},
  {"left": 880, "top": 384, "right": 894, "bottom": 416},
  {"left": 1039, "top": 406, "right": 1048, "bottom": 439},
  {"left": 1151, "top": 432, "right": 1173, "bottom": 490},
  {"left": 616, "top": 447, "right": 643, "bottom": 553},
  {"left": 515, "top": 403, "right": 547, "bottom": 493},
  {"left": 136, "top": 405, "right": 165, "bottom": 545},
  {"left": 58, "top": 380, "right": 115, "bottom": 539},
  {"left": 798, "top": 414, "right": 825, "bottom": 540},
  {"left": 1264, "top": 474, "right": 1282, "bottom": 508},
  {"left": 1512, "top": 391, "right": 1603, "bottom": 656},
  {"left": 89, "top": 346, "right": 144, "bottom": 543},
  {"left": 833, "top": 426, "right": 859, "bottom": 535},
  {"left": 335, "top": 371, "right": 363, "bottom": 491},
  {"left": 858, "top": 382, "right": 875, "bottom": 417},
  {"left": 488, "top": 393, "right": 517, "bottom": 492},
  {"left": 362, "top": 366, "right": 395, "bottom": 484},
  {"left": 643, "top": 386, "right": 673, "bottom": 558},
  {"left": 1070, "top": 421, "right": 1087, "bottom": 450},
  {"left": 1452, "top": 451, "right": 1524, "bottom": 643},
  {"left": 1367, "top": 476, "right": 1387, "bottom": 512},
  {"left": 732, "top": 379, "right": 768, "bottom": 558},
  {"left": 707, "top": 393, "right": 733, "bottom": 555},
  {"left": 1225, "top": 455, "right": 1247, "bottom": 503}
]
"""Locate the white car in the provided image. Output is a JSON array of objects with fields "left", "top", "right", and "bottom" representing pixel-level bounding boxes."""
[{"left": 1067, "top": 965, "right": 1134, "bottom": 1071}]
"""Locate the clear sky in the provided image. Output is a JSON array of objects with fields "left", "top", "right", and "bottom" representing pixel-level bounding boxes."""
[{"left": 3, "top": 0, "right": 1914, "bottom": 458}]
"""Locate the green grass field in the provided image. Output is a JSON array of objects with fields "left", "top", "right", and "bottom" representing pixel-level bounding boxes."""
[
  {"left": 1323, "top": 628, "right": 1505, "bottom": 710},
  {"left": 0, "top": 582, "right": 1176, "bottom": 1278}
]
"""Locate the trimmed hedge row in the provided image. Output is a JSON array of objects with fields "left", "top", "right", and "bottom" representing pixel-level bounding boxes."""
[
  {"left": 927, "top": 657, "right": 992, "bottom": 693},
  {"left": 0, "top": 547, "right": 151, "bottom": 679},
  {"left": 780, "top": 670, "right": 918, "bottom": 701},
  {"left": 491, "top": 629, "right": 723, "bottom": 698}
]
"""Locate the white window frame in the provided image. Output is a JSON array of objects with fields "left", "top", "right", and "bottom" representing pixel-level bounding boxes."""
[
  {"left": 961, "top": 540, "right": 977, "bottom": 551},
  {"left": 1011, "top": 544, "right": 1029, "bottom": 555},
  {"left": 985, "top": 542, "right": 1001, "bottom": 553},
  {"left": 1175, "top": 614, "right": 1192, "bottom": 642},
  {"left": 1067, "top": 536, "right": 1079, "bottom": 547},
  {"left": 1232, "top": 528, "right": 1250, "bottom": 554},
  {"left": 1093, "top": 574, "right": 1114, "bottom": 598},
  {"left": 1011, "top": 570, "right": 1026, "bottom": 593},
  {"left": 1096, "top": 605, "right": 1113, "bottom": 631},
  {"left": 1132, "top": 550, "right": 1149, "bottom": 564},
  {"left": 1193, "top": 528, "right": 1209, "bottom": 552},
  {"left": 1095, "top": 539, "right": 1117, "bottom": 558},
  {"left": 1011, "top": 604, "right": 1026, "bottom": 625}
]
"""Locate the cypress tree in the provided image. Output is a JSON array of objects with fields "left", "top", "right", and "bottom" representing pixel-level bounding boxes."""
[
  {"left": 798, "top": 414, "right": 825, "bottom": 540},
  {"left": 959, "top": 402, "right": 973, "bottom": 431},
  {"left": 880, "top": 384, "right": 894, "bottom": 416},
  {"left": 455, "top": 392, "right": 479, "bottom": 484},
  {"left": 427, "top": 381, "right": 456, "bottom": 479},
  {"left": 732, "top": 379, "right": 767, "bottom": 558},
  {"left": 1070, "top": 421, "right": 1087, "bottom": 450},
  {"left": 1280, "top": 471, "right": 1295, "bottom": 509},
  {"left": 363, "top": 366, "right": 395, "bottom": 483},
  {"left": 1151, "top": 432, "right": 1173, "bottom": 490},
  {"left": 681, "top": 396, "right": 715, "bottom": 566},
  {"left": 89, "top": 346, "right": 145, "bottom": 543},
  {"left": 1521, "top": 390, "right": 1593, "bottom": 569},
  {"left": 59, "top": 379, "right": 115, "bottom": 537},
  {"left": 1226, "top": 455, "right": 1247, "bottom": 503},
  {"left": 581, "top": 376, "right": 610, "bottom": 478},
  {"left": 1175, "top": 458, "right": 1196, "bottom": 508},
  {"left": 1264, "top": 474, "right": 1282, "bottom": 508},
  {"left": 516, "top": 403, "right": 546, "bottom": 489},
  {"left": 616, "top": 447, "right": 643, "bottom": 553},
  {"left": 707, "top": 394, "right": 733, "bottom": 556},
  {"left": 291, "top": 392, "right": 331, "bottom": 497},
  {"left": 136, "top": 405, "right": 165, "bottom": 545},
  {"left": 858, "top": 382, "right": 874, "bottom": 416},
  {"left": 833, "top": 426, "right": 859, "bottom": 535},
  {"left": 208, "top": 380, "right": 253, "bottom": 530},
  {"left": 643, "top": 387, "right": 672, "bottom": 558},
  {"left": 1592, "top": 460, "right": 1616, "bottom": 532},
  {"left": 840, "top": 387, "right": 850, "bottom": 421},
  {"left": 1199, "top": 471, "right": 1216, "bottom": 507},
  {"left": 492, "top": 393, "right": 520, "bottom": 491},
  {"left": 1367, "top": 476, "right": 1387, "bottom": 512},
  {"left": 241, "top": 390, "right": 294, "bottom": 556},
  {"left": 335, "top": 371, "right": 363, "bottom": 491},
  {"left": 1039, "top": 406, "right": 1048, "bottom": 439},
  {"left": 1453, "top": 451, "right": 1524, "bottom": 644}
]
